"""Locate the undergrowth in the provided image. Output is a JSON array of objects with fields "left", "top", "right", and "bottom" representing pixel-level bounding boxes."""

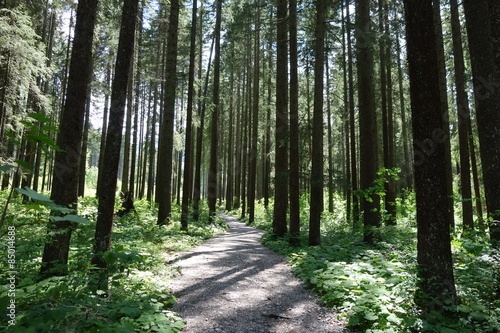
[
  {"left": 0, "top": 193, "right": 227, "bottom": 332},
  {"left": 239, "top": 193, "right": 500, "bottom": 333}
]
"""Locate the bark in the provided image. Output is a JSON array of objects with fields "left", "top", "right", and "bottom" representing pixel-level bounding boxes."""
[
  {"left": 248, "top": 3, "right": 260, "bottom": 224},
  {"left": 225, "top": 57, "right": 235, "bottom": 212},
  {"left": 193, "top": 31, "right": 214, "bottom": 220},
  {"left": 289, "top": 0, "right": 300, "bottom": 245},
  {"left": 78, "top": 90, "right": 91, "bottom": 197},
  {"left": 40, "top": 0, "right": 98, "bottom": 277},
  {"left": 121, "top": 71, "right": 133, "bottom": 193},
  {"left": 433, "top": 0, "right": 455, "bottom": 228},
  {"left": 309, "top": 0, "right": 325, "bottom": 246},
  {"left": 403, "top": 0, "right": 457, "bottom": 311},
  {"left": 341, "top": 0, "right": 350, "bottom": 219},
  {"left": 96, "top": 62, "right": 111, "bottom": 199},
  {"left": 450, "top": 0, "right": 474, "bottom": 230},
  {"left": 208, "top": 0, "right": 222, "bottom": 222},
  {"left": 273, "top": 0, "right": 288, "bottom": 237},
  {"left": 91, "top": 0, "right": 139, "bottom": 286},
  {"left": 157, "top": 0, "right": 180, "bottom": 225},
  {"left": 356, "top": 0, "right": 380, "bottom": 244},
  {"left": 346, "top": 1, "right": 359, "bottom": 225},
  {"left": 463, "top": 0, "right": 500, "bottom": 245},
  {"left": 396, "top": 26, "right": 412, "bottom": 190},
  {"left": 181, "top": 0, "right": 198, "bottom": 229}
]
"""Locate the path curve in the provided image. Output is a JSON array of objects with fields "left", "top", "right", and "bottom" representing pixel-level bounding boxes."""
[{"left": 169, "top": 215, "right": 348, "bottom": 333}]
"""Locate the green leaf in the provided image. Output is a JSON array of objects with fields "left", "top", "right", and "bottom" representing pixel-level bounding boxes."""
[
  {"left": 51, "top": 215, "right": 90, "bottom": 224},
  {"left": 15, "top": 160, "right": 34, "bottom": 170},
  {"left": 0, "top": 165, "right": 15, "bottom": 172},
  {"left": 15, "top": 187, "right": 52, "bottom": 203},
  {"left": 365, "top": 312, "right": 378, "bottom": 321},
  {"left": 28, "top": 112, "right": 52, "bottom": 123}
]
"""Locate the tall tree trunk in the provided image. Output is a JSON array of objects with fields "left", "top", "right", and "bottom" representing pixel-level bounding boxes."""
[
  {"left": 403, "top": 0, "right": 457, "bottom": 311},
  {"left": 356, "top": 0, "right": 380, "bottom": 244},
  {"left": 208, "top": 0, "right": 222, "bottom": 222},
  {"left": 91, "top": 0, "right": 139, "bottom": 287},
  {"left": 384, "top": 0, "right": 396, "bottom": 224},
  {"left": 193, "top": 29, "right": 213, "bottom": 220},
  {"left": 78, "top": 89, "right": 91, "bottom": 197},
  {"left": 157, "top": 0, "right": 180, "bottom": 225},
  {"left": 341, "top": 0, "right": 351, "bottom": 220},
  {"left": 181, "top": 0, "right": 198, "bottom": 229},
  {"left": 248, "top": 2, "right": 260, "bottom": 224},
  {"left": 309, "top": 0, "right": 325, "bottom": 246},
  {"left": 97, "top": 62, "right": 111, "bottom": 199},
  {"left": 225, "top": 61, "right": 235, "bottom": 212},
  {"left": 129, "top": 11, "right": 143, "bottom": 197},
  {"left": 273, "top": 0, "right": 288, "bottom": 237},
  {"left": 450, "top": 0, "right": 474, "bottom": 230},
  {"left": 395, "top": 26, "right": 412, "bottom": 190},
  {"left": 346, "top": 0, "right": 359, "bottom": 225},
  {"left": 121, "top": 71, "right": 133, "bottom": 193},
  {"left": 263, "top": 35, "right": 272, "bottom": 208},
  {"left": 463, "top": 0, "right": 500, "bottom": 245},
  {"left": 289, "top": 0, "right": 300, "bottom": 245},
  {"left": 433, "top": 0, "right": 455, "bottom": 229},
  {"left": 40, "top": 0, "right": 98, "bottom": 277}
]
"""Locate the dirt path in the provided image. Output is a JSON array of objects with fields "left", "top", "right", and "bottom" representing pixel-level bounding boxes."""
[{"left": 169, "top": 215, "right": 348, "bottom": 333}]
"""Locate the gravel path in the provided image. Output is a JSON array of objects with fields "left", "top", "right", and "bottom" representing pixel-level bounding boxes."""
[{"left": 169, "top": 214, "right": 349, "bottom": 333}]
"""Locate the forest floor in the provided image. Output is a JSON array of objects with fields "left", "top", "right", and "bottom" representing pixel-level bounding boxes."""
[{"left": 168, "top": 214, "right": 350, "bottom": 333}]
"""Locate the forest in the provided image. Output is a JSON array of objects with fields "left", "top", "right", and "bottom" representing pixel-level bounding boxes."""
[{"left": 0, "top": 0, "right": 499, "bottom": 331}]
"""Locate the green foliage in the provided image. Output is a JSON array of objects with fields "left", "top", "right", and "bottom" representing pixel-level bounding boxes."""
[
  {"left": 0, "top": 196, "right": 227, "bottom": 332},
  {"left": 250, "top": 195, "right": 499, "bottom": 333},
  {"left": 0, "top": 9, "right": 51, "bottom": 126}
]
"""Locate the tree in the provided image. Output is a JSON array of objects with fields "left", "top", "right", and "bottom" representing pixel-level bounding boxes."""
[
  {"left": 180, "top": 0, "right": 198, "bottom": 230},
  {"left": 450, "top": 0, "right": 473, "bottom": 230},
  {"left": 91, "top": 0, "right": 139, "bottom": 286},
  {"left": 208, "top": 0, "right": 222, "bottom": 222},
  {"left": 288, "top": 0, "right": 300, "bottom": 245},
  {"left": 248, "top": 0, "right": 260, "bottom": 224},
  {"left": 157, "top": 0, "right": 180, "bottom": 225},
  {"left": 40, "top": 0, "right": 98, "bottom": 277},
  {"left": 355, "top": 0, "right": 380, "bottom": 244},
  {"left": 309, "top": 0, "right": 325, "bottom": 246},
  {"left": 403, "top": 0, "right": 457, "bottom": 311},
  {"left": 273, "top": 0, "right": 288, "bottom": 237},
  {"left": 463, "top": 0, "right": 500, "bottom": 246}
]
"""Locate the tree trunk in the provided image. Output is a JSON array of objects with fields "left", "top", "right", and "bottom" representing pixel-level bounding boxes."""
[
  {"left": 208, "top": 0, "right": 222, "bottom": 222},
  {"left": 181, "top": 0, "right": 198, "bottom": 229},
  {"left": 356, "top": 0, "right": 380, "bottom": 244},
  {"left": 40, "top": 0, "right": 98, "bottom": 277},
  {"left": 403, "top": 0, "right": 457, "bottom": 311},
  {"left": 433, "top": 0, "right": 455, "bottom": 229},
  {"left": 91, "top": 0, "right": 139, "bottom": 287},
  {"left": 450, "top": 0, "right": 474, "bottom": 230},
  {"left": 463, "top": 0, "right": 500, "bottom": 245},
  {"left": 273, "top": 0, "right": 288, "bottom": 237},
  {"left": 309, "top": 0, "right": 325, "bottom": 246},
  {"left": 248, "top": 3, "right": 260, "bottom": 224},
  {"left": 346, "top": 0, "right": 359, "bottom": 225},
  {"left": 78, "top": 89, "right": 91, "bottom": 197},
  {"left": 121, "top": 70, "right": 133, "bottom": 193},
  {"left": 157, "top": 0, "right": 180, "bottom": 225},
  {"left": 289, "top": 0, "right": 300, "bottom": 245}
]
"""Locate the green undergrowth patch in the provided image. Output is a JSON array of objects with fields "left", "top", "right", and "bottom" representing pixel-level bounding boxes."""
[
  {"left": 241, "top": 198, "right": 500, "bottom": 333},
  {"left": 0, "top": 194, "right": 227, "bottom": 332}
]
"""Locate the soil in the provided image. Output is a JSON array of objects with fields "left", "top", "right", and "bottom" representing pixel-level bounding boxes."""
[{"left": 168, "top": 214, "right": 350, "bottom": 333}]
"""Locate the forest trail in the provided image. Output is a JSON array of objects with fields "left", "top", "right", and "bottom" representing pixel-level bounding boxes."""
[{"left": 169, "top": 214, "right": 348, "bottom": 333}]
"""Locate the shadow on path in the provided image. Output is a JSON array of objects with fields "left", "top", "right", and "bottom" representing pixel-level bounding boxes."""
[{"left": 169, "top": 214, "right": 348, "bottom": 333}]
